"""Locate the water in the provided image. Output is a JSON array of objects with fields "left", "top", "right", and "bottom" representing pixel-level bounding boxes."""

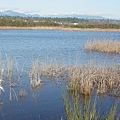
[
  {"left": 1, "top": 30, "right": 120, "bottom": 65},
  {"left": 0, "top": 30, "right": 120, "bottom": 120}
]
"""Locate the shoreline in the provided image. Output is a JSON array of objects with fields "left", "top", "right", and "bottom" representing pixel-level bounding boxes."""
[{"left": 0, "top": 26, "right": 120, "bottom": 32}]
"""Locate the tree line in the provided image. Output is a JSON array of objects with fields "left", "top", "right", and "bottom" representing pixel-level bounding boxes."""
[{"left": 0, "top": 16, "right": 120, "bottom": 29}]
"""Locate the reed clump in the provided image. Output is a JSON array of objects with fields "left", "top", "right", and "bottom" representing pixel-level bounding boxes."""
[
  {"left": 66, "top": 63, "right": 120, "bottom": 96},
  {"left": 84, "top": 39, "right": 120, "bottom": 54},
  {"left": 1, "top": 54, "right": 120, "bottom": 101},
  {"left": 29, "top": 58, "right": 120, "bottom": 97},
  {"left": 29, "top": 58, "right": 41, "bottom": 88},
  {"left": 40, "top": 59, "right": 66, "bottom": 79},
  {"left": 0, "top": 55, "right": 20, "bottom": 101}
]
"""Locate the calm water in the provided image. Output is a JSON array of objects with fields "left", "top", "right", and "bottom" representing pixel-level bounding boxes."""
[{"left": 0, "top": 30, "right": 120, "bottom": 120}]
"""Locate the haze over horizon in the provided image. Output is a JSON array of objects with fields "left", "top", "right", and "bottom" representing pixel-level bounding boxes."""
[{"left": 0, "top": 0, "right": 119, "bottom": 19}]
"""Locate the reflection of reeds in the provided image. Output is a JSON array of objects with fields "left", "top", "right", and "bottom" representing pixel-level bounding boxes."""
[
  {"left": 19, "top": 90, "right": 26, "bottom": 98},
  {"left": 85, "top": 39, "right": 120, "bottom": 54}
]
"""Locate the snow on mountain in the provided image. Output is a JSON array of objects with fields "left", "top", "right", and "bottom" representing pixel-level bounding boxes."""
[
  {"left": 0, "top": 10, "right": 106, "bottom": 19},
  {"left": 0, "top": 10, "right": 41, "bottom": 17}
]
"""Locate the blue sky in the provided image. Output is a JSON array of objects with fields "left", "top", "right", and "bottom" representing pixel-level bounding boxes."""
[{"left": 0, "top": 0, "right": 119, "bottom": 19}]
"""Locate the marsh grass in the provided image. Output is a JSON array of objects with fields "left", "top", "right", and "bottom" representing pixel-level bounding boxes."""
[
  {"left": 29, "top": 58, "right": 120, "bottom": 97},
  {"left": 5, "top": 55, "right": 18, "bottom": 101},
  {"left": 84, "top": 39, "right": 120, "bottom": 54},
  {"left": 63, "top": 90, "right": 119, "bottom": 120},
  {"left": 1, "top": 54, "right": 120, "bottom": 102},
  {"left": 66, "top": 62, "right": 120, "bottom": 96},
  {"left": 40, "top": 59, "right": 66, "bottom": 79},
  {"left": 0, "top": 55, "right": 19, "bottom": 101},
  {"left": 29, "top": 58, "right": 41, "bottom": 88}
]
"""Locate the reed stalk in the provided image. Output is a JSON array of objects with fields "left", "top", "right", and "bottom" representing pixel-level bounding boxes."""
[{"left": 29, "top": 58, "right": 41, "bottom": 88}]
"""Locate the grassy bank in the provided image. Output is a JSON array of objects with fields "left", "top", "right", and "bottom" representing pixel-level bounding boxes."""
[{"left": 0, "top": 26, "right": 120, "bottom": 32}]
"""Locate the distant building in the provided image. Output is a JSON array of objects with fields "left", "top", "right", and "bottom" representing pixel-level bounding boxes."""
[{"left": 73, "top": 23, "right": 78, "bottom": 25}]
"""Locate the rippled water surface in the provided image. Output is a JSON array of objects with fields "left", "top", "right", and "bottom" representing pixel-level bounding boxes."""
[{"left": 0, "top": 30, "right": 120, "bottom": 120}]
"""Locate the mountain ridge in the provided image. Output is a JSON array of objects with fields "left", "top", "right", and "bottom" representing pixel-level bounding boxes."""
[
  {"left": 0, "top": 10, "right": 41, "bottom": 17},
  {"left": 0, "top": 10, "right": 106, "bottom": 19}
]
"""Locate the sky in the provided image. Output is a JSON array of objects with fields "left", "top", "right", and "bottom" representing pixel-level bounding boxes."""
[{"left": 0, "top": 0, "right": 120, "bottom": 19}]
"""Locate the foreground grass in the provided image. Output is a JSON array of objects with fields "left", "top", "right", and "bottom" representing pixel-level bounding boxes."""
[
  {"left": 63, "top": 90, "right": 119, "bottom": 120},
  {"left": 85, "top": 39, "right": 120, "bottom": 54}
]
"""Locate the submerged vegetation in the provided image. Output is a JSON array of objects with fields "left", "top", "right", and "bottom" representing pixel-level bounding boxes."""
[{"left": 85, "top": 39, "right": 120, "bottom": 54}]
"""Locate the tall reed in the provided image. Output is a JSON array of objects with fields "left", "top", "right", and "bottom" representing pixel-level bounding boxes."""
[
  {"left": 0, "top": 56, "right": 4, "bottom": 96},
  {"left": 29, "top": 58, "right": 41, "bottom": 88},
  {"left": 5, "top": 55, "right": 18, "bottom": 101}
]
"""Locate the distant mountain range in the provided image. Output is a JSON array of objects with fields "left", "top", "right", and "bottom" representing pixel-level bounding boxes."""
[
  {"left": 0, "top": 10, "right": 106, "bottom": 19},
  {"left": 0, "top": 10, "right": 41, "bottom": 17}
]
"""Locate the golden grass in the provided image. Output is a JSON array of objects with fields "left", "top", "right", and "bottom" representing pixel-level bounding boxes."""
[
  {"left": 66, "top": 62, "right": 120, "bottom": 96},
  {"left": 85, "top": 39, "right": 120, "bottom": 54}
]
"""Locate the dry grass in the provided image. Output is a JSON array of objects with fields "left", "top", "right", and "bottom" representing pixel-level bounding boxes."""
[
  {"left": 0, "top": 55, "right": 19, "bottom": 101},
  {"left": 84, "top": 39, "right": 120, "bottom": 54},
  {"left": 66, "top": 62, "right": 120, "bottom": 96},
  {"left": 40, "top": 59, "right": 66, "bottom": 79},
  {"left": 29, "top": 58, "right": 41, "bottom": 88},
  {"left": 29, "top": 58, "right": 120, "bottom": 97},
  {"left": 1, "top": 54, "right": 120, "bottom": 101}
]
